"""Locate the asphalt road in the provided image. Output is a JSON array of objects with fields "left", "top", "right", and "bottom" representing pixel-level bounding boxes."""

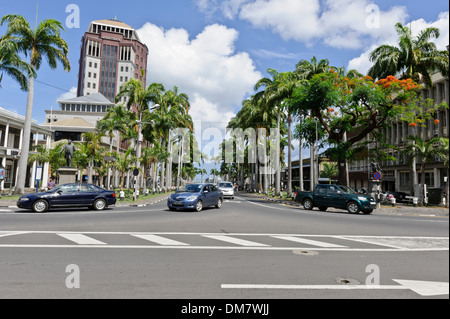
[{"left": 0, "top": 194, "right": 448, "bottom": 304}]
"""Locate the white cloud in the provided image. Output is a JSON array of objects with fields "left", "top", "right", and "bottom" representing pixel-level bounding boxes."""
[
  {"left": 57, "top": 87, "right": 77, "bottom": 101},
  {"left": 348, "top": 12, "right": 450, "bottom": 75},
  {"left": 136, "top": 22, "right": 261, "bottom": 131},
  {"left": 196, "top": 0, "right": 409, "bottom": 49}
]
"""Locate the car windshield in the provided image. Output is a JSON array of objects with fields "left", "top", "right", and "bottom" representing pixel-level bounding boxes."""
[
  {"left": 339, "top": 185, "right": 357, "bottom": 194},
  {"left": 219, "top": 183, "right": 233, "bottom": 188},
  {"left": 179, "top": 184, "right": 203, "bottom": 193}
]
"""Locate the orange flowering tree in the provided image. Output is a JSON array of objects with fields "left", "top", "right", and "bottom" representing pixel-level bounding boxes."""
[{"left": 288, "top": 71, "right": 444, "bottom": 185}]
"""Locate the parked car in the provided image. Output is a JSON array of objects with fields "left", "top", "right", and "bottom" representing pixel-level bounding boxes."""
[
  {"left": 218, "top": 182, "right": 235, "bottom": 199},
  {"left": 391, "top": 191, "right": 408, "bottom": 203},
  {"left": 295, "top": 184, "right": 377, "bottom": 214},
  {"left": 168, "top": 183, "right": 223, "bottom": 212},
  {"left": 17, "top": 183, "right": 117, "bottom": 213}
]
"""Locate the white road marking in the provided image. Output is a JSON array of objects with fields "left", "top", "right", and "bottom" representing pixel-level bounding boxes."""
[
  {"left": 221, "top": 284, "right": 407, "bottom": 290},
  {"left": 202, "top": 235, "right": 270, "bottom": 247},
  {"left": 272, "top": 236, "right": 347, "bottom": 248},
  {"left": 0, "top": 231, "right": 30, "bottom": 238},
  {"left": 222, "top": 280, "right": 450, "bottom": 297},
  {"left": 132, "top": 234, "right": 189, "bottom": 246},
  {"left": 0, "top": 231, "right": 447, "bottom": 251},
  {"left": 235, "top": 197, "right": 288, "bottom": 211},
  {"left": 57, "top": 233, "right": 107, "bottom": 245}
]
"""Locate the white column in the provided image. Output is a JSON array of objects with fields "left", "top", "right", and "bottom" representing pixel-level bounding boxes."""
[
  {"left": 1, "top": 123, "right": 9, "bottom": 191},
  {"left": 30, "top": 132, "right": 39, "bottom": 189}
]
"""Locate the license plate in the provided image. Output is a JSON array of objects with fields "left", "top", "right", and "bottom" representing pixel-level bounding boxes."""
[{"left": 173, "top": 201, "right": 184, "bottom": 206}]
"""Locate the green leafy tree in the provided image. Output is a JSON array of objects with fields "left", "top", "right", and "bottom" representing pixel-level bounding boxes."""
[
  {"left": 289, "top": 71, "right": 427, "bottom": 186},
  {"left": 1, "top": 14, "right": 70, "bottom": 195}
]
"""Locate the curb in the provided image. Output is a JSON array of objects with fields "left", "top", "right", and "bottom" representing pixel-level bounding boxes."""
[{"left": 241, "top": 193, "right": 449, "bottom": 217}]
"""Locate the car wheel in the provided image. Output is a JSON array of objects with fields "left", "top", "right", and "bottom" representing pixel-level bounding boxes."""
[
  {"left": 195, "top": 200, "right": 203, "bottom": 212},
  {"left": 215, "top": 198, "right": 223, "bottom": 209},
  {"left": 93, "top": 198, "right": 107, "bottom": 211},
  {"left": 303, "top": 198, "right": 314, "bottom": 210},
  {"left": 318, "top": 206, "right": 328, "bottom": 211},
  {"left": 32, "top": 199, "right": 48, "bottom": 213},
  {"left": 347, "top": 201, "right": 361, "bottom": 214}
]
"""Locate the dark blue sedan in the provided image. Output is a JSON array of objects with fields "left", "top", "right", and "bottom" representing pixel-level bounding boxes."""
[
  {"left": 167, "top": 183, "right": 223, "bottom": 212},
  {"left": 17, "top": 183, "right": 117, "bottom": 213}
]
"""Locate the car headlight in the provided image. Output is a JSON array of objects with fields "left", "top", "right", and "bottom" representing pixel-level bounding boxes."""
[
  {"left": 358, "top": 196, "right": 369, "bottom": 201},
  {"left": 20, "top": 198, "right": 30, "bottom": 202},
  {"left": 186, "top": 196, "right": 198, "bottom": 201}
]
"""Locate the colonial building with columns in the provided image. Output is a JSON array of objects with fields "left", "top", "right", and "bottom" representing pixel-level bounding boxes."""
[{"left": 0, "top": 107, "right": 53, "bottom": 192}]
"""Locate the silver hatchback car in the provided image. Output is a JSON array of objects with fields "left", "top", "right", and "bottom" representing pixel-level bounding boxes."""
[{"left": 218, "top": 182, "right": 234, "bottom": 199}]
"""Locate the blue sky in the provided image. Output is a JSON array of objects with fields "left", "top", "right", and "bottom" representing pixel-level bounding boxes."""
[{"left": 0, "top": 0, "right": 449, "bottom": 165}]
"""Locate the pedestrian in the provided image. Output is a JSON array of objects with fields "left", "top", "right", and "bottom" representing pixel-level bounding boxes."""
[{"left": 47, "top": 177, "right": 56, "bottom": 190}]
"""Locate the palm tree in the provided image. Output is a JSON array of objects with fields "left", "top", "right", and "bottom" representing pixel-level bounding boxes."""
[
  {"left": 1, "top": 15, "right": 70, "bottom": 195},
  {"left": 72, "top": 142, "right": 90, "bottom": 182},
  {"left": 0, "top": 36, "right": 34, "bottom": 90},
  {"left": 116, "top": 148, "right": 136, "bottom": 192},
  {"left": 293, "top": 57, "right": 332, "bottom": 190},
  {"left": 97, "top": 106, "right": 130, "bottom": 189},
  {"left": 402, "top": 136, "right": 449, "bottom": 205},
  {"left": 368, "top": 22, "right": 449, "bottom": 87},
  {"left": 116, "top": 80, "right": 165, "bottom": 196},
  {"left": 295, "top": 56, "right": 331, "bottom": 79},
  {"left": 81, "top": 132, "right": 106, "bottom": 184},
  {"left": 254, "top": 69, "right": 298, "bottom": 196},
  {"left": 320, "top": 162, "right": 339, "bottom": 184},
  {"left": 210, "top": 168, "right": 220, "bottom": 184},
  {"left": 150, "top": 86, "right": 193, "bottom": 190}
]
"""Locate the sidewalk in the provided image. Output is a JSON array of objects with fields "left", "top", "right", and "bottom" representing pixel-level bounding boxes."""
[
  {"left": 242, "top": 193, "right": 449, "bottom": 217},
  {"left": 0, "top": 193, "right": 171, "bottom": 208}
]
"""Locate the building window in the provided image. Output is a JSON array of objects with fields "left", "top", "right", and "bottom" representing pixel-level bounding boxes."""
[
  {"left": 399, "top": 172, "right": 410, "bottom": 189},
  {"left": 418, "top": 172, "right": 435, "bottom": 187}
]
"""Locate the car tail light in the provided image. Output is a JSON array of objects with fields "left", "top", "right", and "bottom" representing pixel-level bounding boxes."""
[{"left": 113, "top": 193, "right": 116, "bottom": 198}]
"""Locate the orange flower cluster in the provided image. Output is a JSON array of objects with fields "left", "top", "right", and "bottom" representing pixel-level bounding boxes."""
[
  {"left": 376, "top": 76, "right": 420, "bottom": 91},
  {"left": 409, "top": 122, "right": 417, "bottom": 127},
  {"left": 434, "top": 119, "right": 440, "bottom": 125}
]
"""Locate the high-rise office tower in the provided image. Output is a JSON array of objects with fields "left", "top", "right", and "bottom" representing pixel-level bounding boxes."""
[{"left": 77, "top": 19, "right": 148, "bottom": 102}]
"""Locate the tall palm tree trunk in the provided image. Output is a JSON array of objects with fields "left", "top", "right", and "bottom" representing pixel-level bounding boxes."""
[
  {"left": 14, "top": 74, "right": 34, "bottom": 195},
  {"left": 287, "top": 114, "right": 293, "bottom": 196},
  {"left": 275, "top": 110, "right": 281, "bottom": 196},
  {"left": 299, "top": 138, "right": 304, "bottom": 191},
  {"left": 310, "top": 142, "right": 315, "bottom": 191}
]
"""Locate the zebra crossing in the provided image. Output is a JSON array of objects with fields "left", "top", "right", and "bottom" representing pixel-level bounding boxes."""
[{"left": 0, "top": 231, "right": 448, "bottom": 252}]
